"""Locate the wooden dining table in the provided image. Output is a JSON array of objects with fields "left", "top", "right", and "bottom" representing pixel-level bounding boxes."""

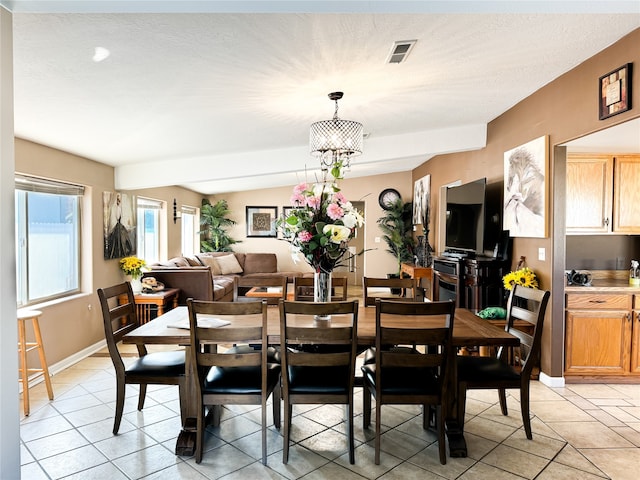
[{"left": 123, "top": 304, "right": 519, "bottom": 458}]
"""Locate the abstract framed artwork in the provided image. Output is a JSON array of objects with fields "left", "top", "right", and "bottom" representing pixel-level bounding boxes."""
[
  {"left": 599, "top": 63, "right": 632, "bottom": 120},
  {"left": 503, "top": 135, "right": 548, "bottom": 238},
  {"left": 103, "top": 191, "right": 137, "bottom": 259},
  {"left": 246, "top": 206, "right": 278, "bottom": 237},
  {"left": 412, "top": 174, "right": 431, "bottom": 226}
]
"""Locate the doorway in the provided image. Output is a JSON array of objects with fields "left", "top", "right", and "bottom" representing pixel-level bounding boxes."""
[{"left": 335, "top": 200, "right": 364, "bottom": 286}]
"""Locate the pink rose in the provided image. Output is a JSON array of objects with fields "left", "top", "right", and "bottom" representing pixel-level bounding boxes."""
[
  {"left": 333, "top": 192, "right": 347, "bottom": 204},
  {"left": 293, "top": 182, "right": 308, "bottom": 195},
  {"left": 290, "top": 193, "right": 305, "bottom": 206},
  {"left": 298, "top": 231, "right": 313, "bottom": 242},
  {"left": 327, "top": 203, "right": 344, "bottom": 220},
  {"left": 306, "top": 196, "right": 321, "bottom": 209}
]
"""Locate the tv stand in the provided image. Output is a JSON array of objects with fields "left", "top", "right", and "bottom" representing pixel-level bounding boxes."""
[
  {"left": 442, "top": 249, "right": 473, "bottom": 259},
  {"left": 433, "top": 256, "right": 509, "bottom": 312}
]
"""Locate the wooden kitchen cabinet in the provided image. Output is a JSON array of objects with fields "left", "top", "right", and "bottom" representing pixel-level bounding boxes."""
[
  {"left": 565, "top": 292, "right": 636, "bottom": 378},
  {"left": 613, "top": 156, "right": 640, "bottom": 233},
  {"left": 567, "top": 154, "right": 640, "bottom": 234},
  {"left": 566, "top": 154, "right": 612, "bottom": 233},
  {"left": 633, "top": 302, "right": 640, "bottom": 374}
]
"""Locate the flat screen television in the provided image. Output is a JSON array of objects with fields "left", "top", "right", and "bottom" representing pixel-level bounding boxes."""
[{"left": 444, "top": 178, "right": 487, "bottom": 256}]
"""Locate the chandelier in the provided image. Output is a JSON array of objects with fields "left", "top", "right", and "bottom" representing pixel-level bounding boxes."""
[{"left": 309, "top": 92, "right": 363, "bottom": 170}]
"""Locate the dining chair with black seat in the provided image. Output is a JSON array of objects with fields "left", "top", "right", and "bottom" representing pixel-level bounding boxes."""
[
  {"left": 186, "top": 298, "right": 281, "bottom": 464},
  {"left": 361, "top": 298, "right": 456, "bottom": 465},
  {"left": 279, "top": 299, "right": 359, "bottom": 464},
  {"left": 293, "top": 275, "right": 348, "bottom": 301},
  {"left": 97, "top": 282, "right": 186, "bottom": 435},
  {"left": 233, "top": 275, "right": 288, "bottom": 305},
  {"left": 363, "top": 276, "right": 418, "bottom": 306},
  {"left": 456, "top": 285, "right": 550, "bottom": 440}
]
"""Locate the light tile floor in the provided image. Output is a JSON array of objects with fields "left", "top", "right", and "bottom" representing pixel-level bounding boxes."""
[{"left": 20, "top": 349, "right": 640, "bottom": 480}]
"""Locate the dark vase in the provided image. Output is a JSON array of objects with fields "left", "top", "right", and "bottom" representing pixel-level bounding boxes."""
[{"left": 415, "top": 235, "right": 433, "bottom": 267}]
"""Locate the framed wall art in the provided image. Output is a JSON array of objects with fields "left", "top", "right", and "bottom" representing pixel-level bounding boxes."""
[
  {"left": 282, "top": 206, "right": 294, "bottom": 218},
  {"left": 412, "top": 174, "right": 431, "bottom": 226},
  {"left": 246, "top": 206, "right": 278, "bottom": 237},
  {"left": 599, "top": 63, "right": 632, "bottom": 120},
  {"left": 103, "top": 191, "right": 137, "bottom": 259},
  {"left": 503, "top": 135, "right": 548, "bottom": 238}
]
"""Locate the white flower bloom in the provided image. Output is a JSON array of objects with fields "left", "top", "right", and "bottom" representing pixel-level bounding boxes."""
[
  {"left": 323, "top": 224, "right": 351, "bottom": 243},
  {"left": 342, "top": 209, "right": 364, "bottom": 228}
]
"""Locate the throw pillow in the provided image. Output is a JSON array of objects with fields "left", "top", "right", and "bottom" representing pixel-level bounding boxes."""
[
  {"left": 215, "top": 254, "right": 244, "bottom": 275},
  {"left": 476, "top": 307, "right": 507, "bottom": 319},
  {"left": 197, "top": 255, "right": 222, "bottom": 275}
]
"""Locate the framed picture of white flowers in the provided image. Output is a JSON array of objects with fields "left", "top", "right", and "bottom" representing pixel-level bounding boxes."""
[
  {"left": 246, "top": 206, "right": 278, "bottom": 237},
  {"left": 503, "top": 135, "right": 548, "bottom": 238}
]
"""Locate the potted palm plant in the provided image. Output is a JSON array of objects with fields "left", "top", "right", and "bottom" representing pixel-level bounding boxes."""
[
  {"left": 199, "top": 199, "right": 240, "bottom": 252},
  {"left": 377, "top": 198, "right": 415, "bottom": 291}
]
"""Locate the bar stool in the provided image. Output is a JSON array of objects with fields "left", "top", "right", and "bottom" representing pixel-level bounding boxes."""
[{"left": 17, "top": 309, "right": 54, "bottom": 416}]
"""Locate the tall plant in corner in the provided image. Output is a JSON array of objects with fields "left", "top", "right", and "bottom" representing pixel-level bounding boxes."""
[
  {"left": 377, "top": 198, "right": 415, "bottom": 276},
  {"left": 199, "top": 199, "right": 240, "bottom": 252}
]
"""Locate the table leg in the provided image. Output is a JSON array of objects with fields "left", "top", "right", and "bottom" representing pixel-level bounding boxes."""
[
  {"left": 444, "top": 351, "right": 468, "bottom": 458},
  {"left": 175, "top": 347, "right": 198, "bottom": 456}
]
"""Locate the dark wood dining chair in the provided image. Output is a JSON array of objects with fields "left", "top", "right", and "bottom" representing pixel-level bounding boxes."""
[
  {"left": 456, "top": 285, "right": 550, "bottom": 440},
  {"left": 363, "top": 276, "right": 418, "bottom": 306},
  {"left": 97, "top": 282, "right": 186, "bottom": 435},
  {"left": 186, "top": 298, "right": 281, "bottom": 464},
  {"left": 278, "top": 300, "right": 359, "bottom": 464},
  {"left": 233, "top": 275, "right": 288, "bottom": 305},
  {"left": 293, "top": 275, "right": 348, "bottom": 301},
  {"left": 362, "top": 298, "right": 456, "bottom": 465}
]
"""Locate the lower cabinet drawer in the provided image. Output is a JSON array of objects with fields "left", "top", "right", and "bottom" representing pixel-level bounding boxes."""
[{"left": 566, "top": 293, "right": 632, "bottom": 310}]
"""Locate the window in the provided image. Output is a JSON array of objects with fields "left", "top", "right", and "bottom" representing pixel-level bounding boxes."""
[
  {"left": 181, "top": 206, "right": 198, "bottom": 256},
  {"left": 15, "top": 175, "right": 83, "bottom": 306},
  {"left": 136, "top": 197, "right": 162, "bottom": 264}
]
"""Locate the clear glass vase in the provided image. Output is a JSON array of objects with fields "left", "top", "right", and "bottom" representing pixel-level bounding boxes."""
[{"left": 313, "top": 271, "right": 332, "bottom": 321}]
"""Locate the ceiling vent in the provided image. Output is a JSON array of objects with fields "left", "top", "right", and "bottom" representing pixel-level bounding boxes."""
[{"left": 386, "top": 40, "right": 417, "bottom": 64}]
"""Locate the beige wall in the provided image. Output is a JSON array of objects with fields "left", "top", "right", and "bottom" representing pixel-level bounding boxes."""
[
  {"left": 15, "top": 139, "right": 201, "bottom": 367},
  {"left": 14, "top": 27, "right": 640, "bottom": 379},
  {"left": 412, "top": 28, "right": 640, "bottom": 379},
  {"left": 220, "top": 170, "right": 414, "bottom": 279}
]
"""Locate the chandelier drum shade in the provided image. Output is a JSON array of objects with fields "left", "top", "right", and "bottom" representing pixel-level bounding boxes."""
[{"left": 310, "top": 92, "right": 363, "bottom": 169}]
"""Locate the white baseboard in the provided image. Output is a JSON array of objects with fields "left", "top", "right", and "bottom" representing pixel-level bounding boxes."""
[
  {"left": 21, "top": 339, "right": 107, "bottom": 391},
  {"left": 539, "top": 371, "right": 565, "bottom": 388}
]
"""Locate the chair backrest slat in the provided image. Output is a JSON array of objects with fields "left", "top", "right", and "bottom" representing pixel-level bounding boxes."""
[
  {"left": 234, "top": 275, "right": 288, "bottom": 304},
  {"left": 375, "top": 299, "right": 455, "bottom": 385},
  {"left": 188, "top": 299, "right": 269, "bottom": 371},
  {"left": 279, "top": 300, "right": 359, "bottom": 376},
  {"left": 97, "top": 282, "right": 141, "bottom": 372},
  {"left": 503, "top": 285, "right": 550, "bottom": 373},
  {"left": 363, "top": 276, "right": 418, "bottom": 306}
]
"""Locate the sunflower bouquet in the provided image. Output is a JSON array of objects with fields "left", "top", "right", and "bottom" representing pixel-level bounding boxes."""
[
  {"left": 119, "top": 256, "right": 146, "bottom": 279},
  {"left": 503, "top": 266, "right": 538, "bottom": 290}
]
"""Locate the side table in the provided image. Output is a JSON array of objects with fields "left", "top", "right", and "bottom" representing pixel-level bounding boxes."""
[
  {"left": 133, "top": 288, "right": 180, "bottom": 323},
  {"left": 400, "top": 263, "right": 433, "bottom": 301}
]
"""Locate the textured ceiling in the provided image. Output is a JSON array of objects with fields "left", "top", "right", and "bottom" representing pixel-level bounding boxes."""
[{"left": 4, "top": 2, "right": 640, "bottom": 193}]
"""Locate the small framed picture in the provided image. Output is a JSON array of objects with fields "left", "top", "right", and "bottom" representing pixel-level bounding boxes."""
[
  {"left": 282, "top": 206, "right": 294, "bottom": 218},
  {"left": 599, "top": 63, "right": 632, "bottom": 120},
  {"left": 246, "top": 206, "right": 277, "bottom": 237}
]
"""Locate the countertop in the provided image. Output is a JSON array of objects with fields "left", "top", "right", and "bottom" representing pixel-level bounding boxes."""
[{"left": 565, "top": 278, "right": 640, "bottom": 293}]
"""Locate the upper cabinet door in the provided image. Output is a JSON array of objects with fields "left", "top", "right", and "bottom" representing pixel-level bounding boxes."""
[
  {"left": 613, "top": 156, "right": 640, "bottom": 233},
  {"left": 566, "top": 155, "right": 613, "bottom": 233}
]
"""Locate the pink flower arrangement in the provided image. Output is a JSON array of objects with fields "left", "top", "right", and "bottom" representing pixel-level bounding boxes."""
[{"left": 279, "top": 178, "right": 364, "bottom": 273}]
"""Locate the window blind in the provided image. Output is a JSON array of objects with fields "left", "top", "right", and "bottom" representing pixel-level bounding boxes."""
[{"left": 15, "top": 174, "right": 85, "bottom": 196}]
